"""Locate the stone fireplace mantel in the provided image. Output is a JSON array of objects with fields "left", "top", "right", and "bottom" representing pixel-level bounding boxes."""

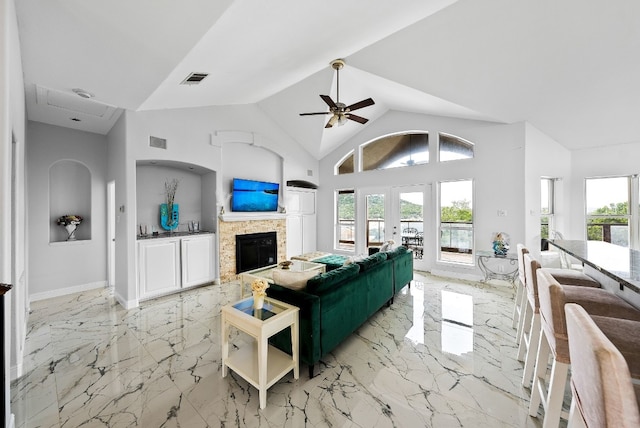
[{"left": 219, "top": 212, "right": 286, "bottom": 222}]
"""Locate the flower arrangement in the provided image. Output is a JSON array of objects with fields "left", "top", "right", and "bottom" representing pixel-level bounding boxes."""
[
  {"left": 492, "top": 232, "right": 510, "bottom": 256},
  {"left": 165, "top": 178, "right": 179, "bottom": 210},
  {"left": 251, "top": 278, "right": 270, "bottom": 296},
  {"left": 56, "top": 214, "right": 83, "bottom": 226}
]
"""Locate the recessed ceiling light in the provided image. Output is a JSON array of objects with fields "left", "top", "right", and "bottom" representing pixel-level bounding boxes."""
[{"left": 72, "top": 88, "right": 94, "bottom": 99}]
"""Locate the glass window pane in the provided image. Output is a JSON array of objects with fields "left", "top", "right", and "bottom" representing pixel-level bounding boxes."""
[
  {"left": 541, "top": 178, "right": 551, "bottom": 215},
  {"left": 586, "top": 177, "right": 628, "bottom": 215},
  {"left": 366, "top": 194, "right": 385, "bottom": 247},
  {"left": 362, "top": 133, "right": 428, "bottom": 171},
  {"left": 337, "top": 152, "right": 354, "bottom": 175},
  {"left": 337, "top": 190, "right": 355, "bottom": 250},
  {"left": 439, "top": 133, "right": 474, "bottom": 162},
  {"left": 400, "top": 192, "right": 424, "bottom": 257},
  {"left": 439, "top": 180, "right": 473, "bottom": 264},
  {"left": 585, "top": 176, "right": 630, "bottom": 247}
]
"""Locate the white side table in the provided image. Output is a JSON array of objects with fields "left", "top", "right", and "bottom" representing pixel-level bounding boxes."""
[{"left": 221, "top": 296, "right": 299, "bottom": 409}]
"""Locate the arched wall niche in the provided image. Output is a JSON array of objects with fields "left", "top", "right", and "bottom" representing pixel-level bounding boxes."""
[{"left": 49, "top": 159, "right": 91, "bottom": 242}]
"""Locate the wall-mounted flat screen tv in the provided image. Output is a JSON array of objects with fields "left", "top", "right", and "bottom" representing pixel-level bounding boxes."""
[{"left": 231, "top": 178, "right": 279, "bottom": 212}]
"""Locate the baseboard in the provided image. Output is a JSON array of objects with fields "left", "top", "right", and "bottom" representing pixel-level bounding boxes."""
[
  {"left": 10, "top": 361, "right": 22, "bottom": 382},
  {"left": 30, "top": 281, "right": 107, "bottom": 302},
  {"left": 429, "top": 268, "right": 482, "bottom": 283},
  {"left": 114, "top": 290, "right": 138, "bottom": 310}
]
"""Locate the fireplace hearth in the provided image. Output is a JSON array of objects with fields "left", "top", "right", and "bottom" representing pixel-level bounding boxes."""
[{"left": 236, "top": 231, "right": 277, "bottom": 273}]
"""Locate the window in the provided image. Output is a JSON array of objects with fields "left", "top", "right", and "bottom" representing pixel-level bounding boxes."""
[
  {"left": 336, "top": 189, "right": 355, "bottom": 250},
  {"left": 439, "top": 180, "right": 473, "bottom": 264},
  {"left": 585, "top": 176, "right": 629, "bottom": 246},
  {"left": 362, "top": 132, "right": 428, "bottom": 171},
  {"left": 336, "top": 151, "right": 354, "bottom": 175},
  {"left": 541, "top": 178, "right": 555, "bottom": 243},
  {"left": 366, "top": 193, "right": 385, "bottom": 247},
  {"left": 439, "top": 133, "right": 474, "bottom": 161}
]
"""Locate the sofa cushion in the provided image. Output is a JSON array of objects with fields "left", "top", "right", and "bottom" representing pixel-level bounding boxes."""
[
  {"left": 356, "top": 251, "right": 388, "bottom": 272},
  {"left": 313, "top": 254, "right": 348, "bottom": 271},
  {"left": 306, "top": 263, "right": 360, "bottom": 294},
  {"left": 385, "top": 245, "right": 409, "bottom": 260},
  {"left": 272, "top": 268, "right": 319, "bottom": 291}
]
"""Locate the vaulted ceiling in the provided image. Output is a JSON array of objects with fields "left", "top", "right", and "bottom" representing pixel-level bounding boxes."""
[{"left": 15, "top": 0, "right": 640, "bottom": 159}]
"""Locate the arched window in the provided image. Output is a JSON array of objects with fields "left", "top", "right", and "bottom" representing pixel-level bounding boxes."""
[
  {"left": 336, "top": 151, "right": 355, "bottom": 175},
  {"left": 439, "top": 133, "right": 474, "bottom": 161},
  {"left": 361, "top": 132, "right": 429, "bottom": 171}
]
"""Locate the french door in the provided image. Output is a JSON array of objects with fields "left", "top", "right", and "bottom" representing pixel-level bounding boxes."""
[{"left": 359, "top": 185, "right": 427, "bottom": 270}]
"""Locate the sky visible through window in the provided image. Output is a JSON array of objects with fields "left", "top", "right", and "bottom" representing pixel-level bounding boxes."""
[{"left": 586, "top": 177, "right": 628, "bottom": 214}]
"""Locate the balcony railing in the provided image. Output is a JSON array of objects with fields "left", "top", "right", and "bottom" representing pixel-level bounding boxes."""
[
  {"left": 586, "top": 221, "right": 629, "bottom": 247},
  {"left": 337, "top": 219, "right": 473, "bottom": 257}
]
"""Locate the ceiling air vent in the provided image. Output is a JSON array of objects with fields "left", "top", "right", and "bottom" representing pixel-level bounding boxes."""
[
  {"left": 149, "top": 136, "right": 167, "bottom": 149},
  {"left": 181, "top": 72, "right": 209, "bottom": 85}
]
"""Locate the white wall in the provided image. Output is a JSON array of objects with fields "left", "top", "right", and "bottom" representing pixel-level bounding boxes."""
[
  {"left": 3, "top": 0, "right": 27, "bottom": 422},
  {"left": 26, "top": 122, "right": 108, "bottom": 299},
  {"left": 523, "top": 123, "right": 572, "bottom": 257},
  {"left": 569, "top": 140, "right": 640, "bottom": 239},
  {"left": 136, "top": 165, "right": 204, "bottom": 234},
  {"left": 318, "top": 110, "right": 526, "bottom": 280},
  {"left": 110, "top": 104, "right": 319, "bottom": 307}
]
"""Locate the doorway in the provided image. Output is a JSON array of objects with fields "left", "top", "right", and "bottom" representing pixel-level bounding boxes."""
[
  {"left": 107, "top": 181, "right": 115, "bottom": 288},
  {"left": 359, "top": 185, "right": 427, "bottom": 270}
]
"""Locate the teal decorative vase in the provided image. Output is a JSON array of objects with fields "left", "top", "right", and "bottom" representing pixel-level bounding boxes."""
[{"left": 160, "top": 203, "right": 179, "bottom": 231}]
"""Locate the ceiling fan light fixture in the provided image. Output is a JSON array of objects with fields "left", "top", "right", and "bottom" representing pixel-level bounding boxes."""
[
  {"left": 337, "top": 114, "right": 348, "bottom": 126},
  {"left": 327, "top": 114, "right": 339, "bottom": 127}
]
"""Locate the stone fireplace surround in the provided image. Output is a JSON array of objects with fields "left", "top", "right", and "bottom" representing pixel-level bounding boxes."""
[{"left": 218, "top": 218, "right": 287, "bottom": 283}]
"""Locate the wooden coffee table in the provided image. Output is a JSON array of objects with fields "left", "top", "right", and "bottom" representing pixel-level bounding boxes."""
[{"left": 221, "top": 296, "right": 299, "bottom": 409}]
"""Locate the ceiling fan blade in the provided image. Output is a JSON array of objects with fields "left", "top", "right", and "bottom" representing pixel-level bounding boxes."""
[
  {"left": 320, "top": 95, "right": 337, "bottom": 109},
  {"left": 346, "top": 98, "right": 375, "bottom": 112},
  {"left": 347, "top": 113, "right": 369, "bottom": 125},
  {"left": 299, "top": 112, "right": 330, "bottom": 116}
]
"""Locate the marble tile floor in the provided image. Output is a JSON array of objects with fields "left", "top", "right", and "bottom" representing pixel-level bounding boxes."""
[{"left": 11, "top": 272, "right": 548, "bottom": 427}]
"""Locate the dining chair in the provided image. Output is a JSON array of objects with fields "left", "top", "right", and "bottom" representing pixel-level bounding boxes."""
[
  {"left": 529, "top": 269, "right": 640, "bottom": 428},
  {"left": 517, "top": 253, "right": 600, "bottom": 385},
  {"left": 565, "top": 303, "right": 640, "bottom": 428}
]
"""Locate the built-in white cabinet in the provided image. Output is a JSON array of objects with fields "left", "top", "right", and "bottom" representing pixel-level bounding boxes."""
[
  {"left": 181, "top": 235, "right": 215, "bottom": 288},
  {"left": 138, "top": 233, "right": 216, "bottom": 300},
  {"left": 138, "top": 238, "right": 182, "bottom": 298},
  {"left": 286, "top": 188, "right": 316, "bottom": 258}
]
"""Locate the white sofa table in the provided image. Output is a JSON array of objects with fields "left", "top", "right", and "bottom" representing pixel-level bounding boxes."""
[{"left": 221, "top": 296, "right": 299, "bottom": 409}]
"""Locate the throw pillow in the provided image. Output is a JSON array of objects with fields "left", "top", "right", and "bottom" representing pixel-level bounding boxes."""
[{"left": 272, "top": 269, "right": 318, "bottom": 291}]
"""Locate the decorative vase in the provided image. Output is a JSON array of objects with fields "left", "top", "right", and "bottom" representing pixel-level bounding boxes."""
[
  {"left": 160, "top": 203, "right": 179, "bottom": 231},
  {"left": 253, "top": 292, "right": 265, "bottom": 310},
  {"left": 65, "top": 224, "right": 77, "bottom": 241}
]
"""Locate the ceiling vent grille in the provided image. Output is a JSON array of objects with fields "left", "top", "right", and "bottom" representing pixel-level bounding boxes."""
[
  {"left": 181, "top": 72, "right": 209, "bottom": 85},
  {"left": 149, "top": 136, "right": 167, "bottom": 149}
]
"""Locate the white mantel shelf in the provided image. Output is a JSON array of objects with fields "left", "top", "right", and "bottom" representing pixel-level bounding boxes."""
[{"left": 219, "top": 212, "right": 287, "bottom": 222}]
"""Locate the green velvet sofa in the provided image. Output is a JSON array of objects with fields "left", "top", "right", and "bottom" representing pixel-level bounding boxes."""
[{"left": 266, "top": 246, "right": 413, "bottom": 377}]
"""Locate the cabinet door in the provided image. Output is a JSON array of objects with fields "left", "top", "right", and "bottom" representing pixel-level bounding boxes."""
[
  {"left": 138, "top": 239, "right": 181, "bottom": 299},
  {"left": 286, "top": 215, "right": 303, "bottom": 258},
  {"left": 302, "top": 214, "right": 317, "bottom": 254},
  {"left": 181, "top": 235, "right": 215, "bottom": 288}
]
